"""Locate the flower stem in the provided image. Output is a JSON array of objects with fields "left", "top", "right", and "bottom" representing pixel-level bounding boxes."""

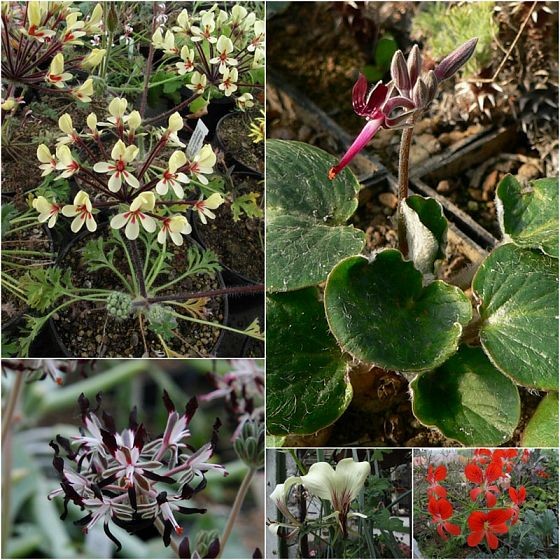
[
  {"left": 397, "top": 126, "right": 414, "bottom": 258},
  {"left": 218, "top": 467, "right": 256, "bottom": 559},
  {"left": 139, "top": 3, "right": 158, "bottom": 119},
  {"left": 1, "top": 373, "right": 25, "bottom": 450},
  {"left": 127, "top": 239, "right": 147, "bottom": 298}
]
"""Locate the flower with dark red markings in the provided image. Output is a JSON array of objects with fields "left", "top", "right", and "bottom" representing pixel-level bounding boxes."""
[
  {"left": 1, "top": 359, "right": 79, "bottom": 385},
  {"left": 327, "top": 38, "right": 478, "bottom": 180},
  {"left": 48, "top": 391, "right": 226, "bottom": 551}
]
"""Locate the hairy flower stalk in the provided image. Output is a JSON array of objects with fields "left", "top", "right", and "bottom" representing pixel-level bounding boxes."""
[{"left": 48, "top": 391, "right": 226, "bottom": 552}]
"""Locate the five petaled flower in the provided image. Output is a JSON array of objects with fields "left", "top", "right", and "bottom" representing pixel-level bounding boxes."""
[
  {"left": 33, "top": 196, "right": 62, "bottom": 228},
  {"left": 110, "top": 193, "right": 157, "bottom": 240},
  {"left": 157, "top": 215, "right": 192, "bottom": 246},
  {"left": 210, "top": 36, "right": 238, "bottom": 74},
  {"left": 466, "top": 509, "right": 512, "bottom": 550},
  {"left": 426, "top": 464, "right": 447, "bottom": 499},
  {"left": 193, "top": 193, "right": 224, "bottom": 224},
  {"left": 62, "top": 190, "right": 97, "bottom": 233},
  {"left": 427, "top": 498, "right": 461, "bottom": 541},
  {"left": 156, "top": 151, "right": 189, "bottom": 197},
  {"left": 46, "top": 53, "right": 73, "bottom": 88},
  {"left": 465, "top": 461, "right": 502, "bottom": 508},
  {"left": 93, "top": 140, "right": 140, "bottom": 192}
]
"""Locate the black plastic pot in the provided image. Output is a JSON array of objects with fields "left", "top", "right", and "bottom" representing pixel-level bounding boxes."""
[
  {"left": 46, "top": 227, "right": 229, "bottom": 358},
  {"left": 215, "top": 111, "right": 265, "bottom": 176}
]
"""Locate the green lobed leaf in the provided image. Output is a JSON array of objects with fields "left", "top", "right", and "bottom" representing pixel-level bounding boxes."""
[
  {"left": 324, "top": 250, "right": 472, "bottom": 371},
  {"left": 402, "top": 195, "right": 448, "bottom": 277},
  {"left": 473, "top": 244, "right": 558, "bottom": 390},
  {"left": 267, "top": 287, "right": 352, "bottom": 435},
  {"left": 496, "top": 174, "right": 558, "bottom": 258},
  {"left": 266, "top": 140, "right": 365, "bottom": 291},
  {"left": 411, "top": 345, "right": 521, "bottom": 445},
  {"left": 522, "top": 392, "right": 559, "bottom": 447}
]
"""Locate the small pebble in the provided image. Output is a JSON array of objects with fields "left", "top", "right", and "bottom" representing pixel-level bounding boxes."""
[
  {"left": 436, "top": 180, "right": 451, "bottom": 193},
  {"left": 378, "top": 192, "right": 398, "bottom": 209}
]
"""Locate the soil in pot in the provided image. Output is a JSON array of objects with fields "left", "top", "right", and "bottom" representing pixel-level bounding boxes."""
[
  {"left": 195, "top": 174, "right": 264, "bottom": 282},
  {"left": 51, "top": 234, "right": 225, "bottom": 358},
  {"left": 216, "top": 110, "right": 264, "bottom": 174}
]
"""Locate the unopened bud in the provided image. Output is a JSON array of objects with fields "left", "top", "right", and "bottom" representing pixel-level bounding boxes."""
[
  {"left": 434, "top": 37, "right": 478, "bottom": 82},
  {"left": 106, "top": 2, "right": 118, "bottom": 34},
  {"left": 407, "top": 45, "right": 422, "bottom": 87},
  {"left": 424, "top": 70, "right": 438, "bottom": 101},
  {"left": 412, "top": 78, "right": 429, "bottom": 109},
  {"left": 391, "top": 50, "right": 411, "bottom": 94},
  {"left": 233, "top": 419, "right": 264, "bottom": 469}
]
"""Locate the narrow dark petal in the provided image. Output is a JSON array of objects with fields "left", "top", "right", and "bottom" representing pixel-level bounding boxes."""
[
  {"left": 185, "top": 396, "right": 198, "bottom": 424},
  {"left": 163, "top": 520, "right": 172, "bottom": 547},
  {"left": 91, "top": 483, "right": 104, "bottom": 501},
  {"left": 78, "top": 393, "right": 90, "bottom": 419},
  {"left": 75, "top": 512, "right": 93, "bottom": 527},
  {"left": 252, "top": 548, "right": 263, "bottom": 559},
  {"left": 434, "top": 37, "right": 478, "bottom": 82},
  {"left": 194, "top": 476, "right": 208, "bottom": 494},
  {"left": 144, "top": 470, "right": 177, "bottom": 484},
  {"left": 55, "top": 435, "right": 74, "bottom": 456},
  {"left": 157, "top": 491, "right": 169, "bottom": 505},
  {"left": 391, "top": 50, "right": 411, "bottom": 94},
  {"left": 94, "top": 392, "right": 103, "bottom": 412},
  {"left": 53, "top": 455, "right": 65, "bottom": 475},
  {"left": 211, "top": 417, "right": 222, "bottom": 448},
  {"left": 351, "top": 73, "right": 370, "bottom": 116},
  {"left": 101, "top": 429, "right": 118, "bottom": 455},
  {"left": 128, "top": 485, "right": 137, "bottom": 510},
  {"left": 407, "top": 45, "right": 422, "bottom": 86},
  {"left": 104, "top": 520, "right": 123, "bottom": 552},
  {"left": 179, "top": 537, "right": 192, "bottom": 559},
  {"left": 102, "top": 411, "right": 116, "bottom": 433},
  {"left": 205, "top": 539, "right": 220, "bottom": 558},
  {"left": 62, "top": 481, "right": 85, "bottom": 506},
  {"left": 129, "top": 406, "right": 138, "bottom": 430},
  {"left": 97, "top": 474, "right": 117, "bottom": 488},
  {"left": 176, "top": 506, "right": 207, "bottom": 515},
  {"left": 163, "top": 390, "right": 176, "bottom": 413},
  {"left": 134, "top": 423, "right": 147, "bottom": 450}
]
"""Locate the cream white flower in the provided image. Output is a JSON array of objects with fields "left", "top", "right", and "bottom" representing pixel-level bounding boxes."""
[
  {"left": 86, "top": 112, "right": 98, "bottom": 136},
  {"left": 110, "top": 193, "right": 156, "bottom": 240},
  {"left": 57, "top": 113, "right": 79, "bottom": 145},
  {"left": 172, "top": 9, "right": 193, "bottom": 33},
  {"left": 62, "top": 191, "right": 97, "bottom": 233},
  {"left": 81, "top": 48, "right": 106, "bottom": 69},
  {"left": 190, "top": 11, "right": 217, "bottom": 43},
  {"left": 185, "top": 144, "right": 216, "bottom": 184},
  {"left": 157, "top": 215, "right": 192, "bottom": 246},
  {"left": 167, "top": 112, "right": 183, "bottom": 134},
  {"left": 156, "top": 151, "right": 189, "bottom": 197},
  {"left": 127, "top": 110, "right": 142, "bottom": 132},
  {"left": 219, "top": 67, "right": 238, "bottom": 97},
  {"left": 36, "top": 144, "right": 57, "bottom": 176},
  {"left": 229, "top": 5, "right": 248, "bottom": 28},
  {"left": 210, "top": 35, "right": 237, "bottom": 74},
  {"left": 33, "top": 196, "right": 61, "bottom": 228},
  {"left": 193, "top": 193, "right": 224, "bottom": 224},
  {"left": 176, "top": 46, "right": 195, "bottom": 75},
  {"left": 299, "top": 458, "right": 370, "bottom": 518},
  {"left": 46, "top": 53, "right": 73, "bottom": 88},
  {"left": 55, "top": 145, "right": 79, "bottom": 179},
  {"left": 151, "top": 29, "right": 177, "bottom": 55},
  {"left": 248, "top": 20, "right": 265, "bottom": 52},
  {"left": 72, "top": 79, "right": 94, "bottom": 103},
  {"left": 84, "top": 3, "right": 103, "bottom": 34},
  {"left": 62, "top": 12, "right": 86, "bottom": 44},
  {"left": 93, "top": 140, "right": 139, "bottom": 192},
  {"left": 252, "top": 46, "right": 264, "bottom": 69},
  {"left": 270, "top": 476, "right": 301, "bottom": 521},
  {"left": 107, "top": 97, "right": 128, "bottom": 126},
  {"left": 236, "top": 93, "right": 254, "bottom": 111},
  {"left": 187, "top": 71, "right": 207, "bottom": 94},
  {"left": 23, "top": 1, "right": 56, "bottom": 42}
]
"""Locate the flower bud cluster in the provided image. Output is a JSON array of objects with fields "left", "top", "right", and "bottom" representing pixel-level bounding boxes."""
[
  {"left": 233, "top": 419, "right": 264, "bottom": 469},
  {"left": 106, "top": 292, "right": 133, "bottom": 320},
  {"left": 49, "top": 391, "right": 227, "bottom": 551}
]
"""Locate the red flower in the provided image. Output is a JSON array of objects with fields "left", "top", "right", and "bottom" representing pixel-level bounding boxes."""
[
  {"left": 428, "top": 498, "right": 461, "bottom": 540},
  {"left": 493, "top": 449, "right": 517, "bottom": 473},
  {"left": 467, "top": 509, "right": 512, "bottom": 549},
  {"left": 535, "top": 468, "right": 549, "bottom": 479},
  {"left": 508, "top": 485, "right": 526, "bottom": 525},
  {"left": 465, "top": 461, "right": 502, "bottom": 507},
  {"left": 426, "top": 464, "right": 447, "bottom": 499},
  {"left": 521, "top": 449, "right": 531, "bottom": 463},
  {"left": 473, "top": 448, "right": 492, "bottom": 465}
]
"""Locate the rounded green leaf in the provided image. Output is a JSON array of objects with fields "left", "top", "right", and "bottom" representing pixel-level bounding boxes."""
[
  {"left": 324, "top": 250, "right": 472, "bottom": 371},
  {"left": 266, "top": 140, "right": 365, "bottom": 291},
  {"left": 267, "top": 288, "right": 352, "bottom": 435},
  {"left": 402, "top": 195, "right": 448, "bottom": 276},
  {"left": 473, "top": 244, "right": 558, "bottom": 390},
  {"left": 496, "top": 174, "right": 558, "bottom": 258},
  {"left": 411, "top": 346, "right": 521, "bottom": 446},
  {"left": 522, "top": 392, "right": 559, "bottom": 447}
]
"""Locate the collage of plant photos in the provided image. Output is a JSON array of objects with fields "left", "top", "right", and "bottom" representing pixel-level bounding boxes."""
[{"left": 1, "top": 2, "right": 558, "bottom": 560}]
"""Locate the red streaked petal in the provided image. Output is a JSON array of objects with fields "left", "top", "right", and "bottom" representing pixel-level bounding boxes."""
[{"left": 465, "top": 463, "right": 483, "bottom": 484}]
